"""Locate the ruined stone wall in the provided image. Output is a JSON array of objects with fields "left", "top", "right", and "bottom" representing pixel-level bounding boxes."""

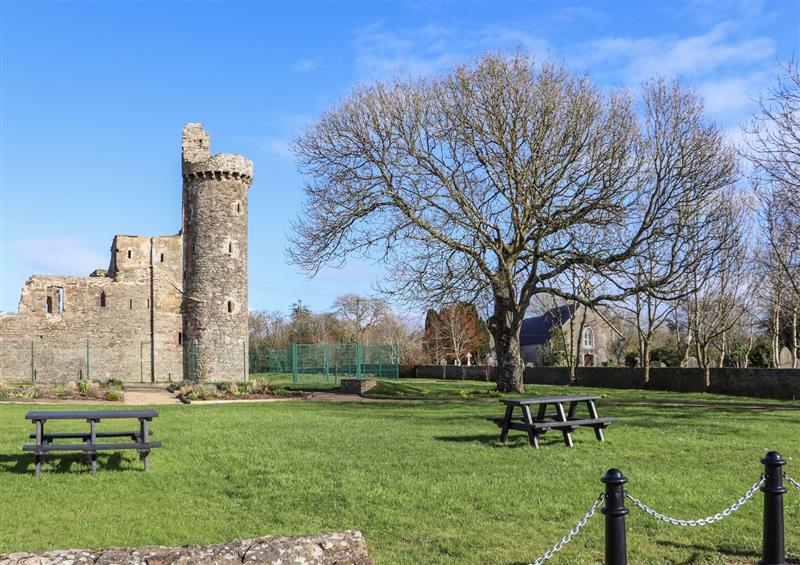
[
  {"left": 181, "top": 123, "right": 252, "bottom": 381},
  {"left": 0, "top": 234, "right": 183, "bottom": 382}
]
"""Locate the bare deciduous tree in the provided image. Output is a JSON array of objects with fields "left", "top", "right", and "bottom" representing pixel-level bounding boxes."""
[
  {"left": 682, "top": 196, "right": 753, "bottom": 384},
  {"left": 746, "top": 59, "right": 800, "bottom": 296},
  {"left": 333, "top": 294, "right": 388, "bottom": 342},
  {"left": 289, "top": 53, "right": 738, "bottom": 392}
]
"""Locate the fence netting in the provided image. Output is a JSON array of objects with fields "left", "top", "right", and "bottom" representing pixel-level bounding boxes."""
[{"left": 250, "top": 343, "right": 399, "bottom": 384}]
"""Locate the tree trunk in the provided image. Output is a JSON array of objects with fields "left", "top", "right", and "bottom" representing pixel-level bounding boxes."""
[
  {"left": 642, "top": 341, "right": 651, "bottom": 385},
  {"left": 494, "top": 329, "right": 524, "bottom": 393},
  {"left": 792, "top": 308, "right": 798, "bottom": 369},
  {"left": 489, "top": 294, "right": 524, "bottom": 393}
]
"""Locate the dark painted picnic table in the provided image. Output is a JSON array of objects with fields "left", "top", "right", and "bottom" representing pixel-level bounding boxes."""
[
  {"left": 494, "top": 395, "right": 614, "bottom": 448},
  {"left": 23, "top": 410, "right": 161, "bottom": 477}
]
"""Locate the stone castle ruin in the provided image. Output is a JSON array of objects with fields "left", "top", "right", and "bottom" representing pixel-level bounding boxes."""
[{"left": 0, "top": 124, "right": 253, "bottom": 382}]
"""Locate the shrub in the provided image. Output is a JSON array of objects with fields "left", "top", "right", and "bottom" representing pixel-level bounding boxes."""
[
  {"left": 84, "top": 382, "right": 101, "bottom": 398},
  {"left": 103, "top": 378, "right": 124, "bottom": 390},
  {"left": 225, "top": 382, "right": 239, "bottom": 396},
  {"left": 247, "top": 378, "right": 269, "bottom": 395},
  {"left": 105, "top": 391, "right": 123, "bottom": 402}
]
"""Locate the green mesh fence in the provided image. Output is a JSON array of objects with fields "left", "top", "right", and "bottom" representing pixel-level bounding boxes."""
[
  {"left": 289, "top": 343, "right": 398, "bottom": 384},
  {"left": 268, "top": 349, "right": 291, "bottom": 374}
]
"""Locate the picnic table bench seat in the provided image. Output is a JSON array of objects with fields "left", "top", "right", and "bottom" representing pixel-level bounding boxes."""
[
  {"left": 23, "top": 410, "right": 160, "bottom": 477},
  {"left": 23, "top": 442, "right": 162, "bottom": 453},
  {"left": 29, "top": 431, "right": 153, "bottom": 441}
]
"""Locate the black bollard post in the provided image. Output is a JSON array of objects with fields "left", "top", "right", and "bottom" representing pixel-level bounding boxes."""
[
  {"left": 602, "top": 468, "right": 628, "bottom": 565},
  {"left": 760, "top": 451, "right": 787, "bottom": 565}
]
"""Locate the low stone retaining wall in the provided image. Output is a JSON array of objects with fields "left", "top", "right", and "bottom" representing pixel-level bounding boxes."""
[
  {"left": 0, "top": 530, "right": 372, "bottom": 565},
  {"left": 340, "top": 379, "right": 378, "bottom": 395},
  {"left": 399, "top": 365, "right": 800, "bottom": 400}
]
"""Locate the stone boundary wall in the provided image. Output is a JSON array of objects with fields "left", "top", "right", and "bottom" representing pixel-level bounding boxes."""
[
  {"left": 0, "top": 530, "right": 372, "bottom": 565},
  {"left": 399, "top": 365, "right": 800, "bottom": 400}
]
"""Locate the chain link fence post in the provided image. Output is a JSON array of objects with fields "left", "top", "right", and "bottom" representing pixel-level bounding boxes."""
[
  {"left": 760, "top": 451, "right": 787, "bottom": 565},
  {"left": 602, "top": 468, "right": 628, "bottom": 565}
]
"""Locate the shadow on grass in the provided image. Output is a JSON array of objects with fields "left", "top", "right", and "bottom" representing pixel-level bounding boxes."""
[
  {"left": 0, "top": 452, "right": 134, "bottom": 475},
  {"left": 655, "top": 539, "right": 800, "bottom": 564},
  {"left": 434, "top": 433, "right": 568, "bottom": 448}
]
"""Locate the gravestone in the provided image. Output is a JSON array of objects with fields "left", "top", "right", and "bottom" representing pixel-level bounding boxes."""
[
  {"left": 685, "top": 357, "right": 699, "bottom": 368},
  {"left": 778, "top": 347, "right": 793, "bottom": 369},
  {"left": 650, "top": 361, "right": 665, "bottom": 368}
]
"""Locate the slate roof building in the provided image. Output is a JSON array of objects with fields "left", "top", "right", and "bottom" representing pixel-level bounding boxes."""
[{"left": 520, "top": 303, "right": 624, "bottom": 367}]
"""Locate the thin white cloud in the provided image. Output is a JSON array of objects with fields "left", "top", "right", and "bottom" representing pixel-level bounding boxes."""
[
  {"left": 351, "top": 20, "right": 552, "bottom": 81},
  {"left": 9, "top": 237, "right": 108, "bottom": 276},
  {"left": 258, "top": 137, "right": 294, "bottom": 160},
  {"left": 293, "top": 58, "right": 320, "bottom": 72},
  {"left": 353, "top": 21, "right": 465, "bottom": 79},
  {"left": 479, "top": 25, "right": 551, "bottom": 56},
  {"left": 698, "top": 74, "right": 765, "bottom": 116},
  {"left": 585, "top": 21, "right": 775, "bottom": 83}
]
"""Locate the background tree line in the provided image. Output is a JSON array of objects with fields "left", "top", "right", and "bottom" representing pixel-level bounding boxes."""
[{"left": 248, "top": 294, "right": 424, "bottom": 371}]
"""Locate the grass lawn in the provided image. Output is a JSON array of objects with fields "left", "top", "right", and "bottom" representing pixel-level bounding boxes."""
[{"left": 0, "top": 380, "right": 799, "bottom": 564}]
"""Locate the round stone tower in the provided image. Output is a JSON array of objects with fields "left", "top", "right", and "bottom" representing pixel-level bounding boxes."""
[{"left": 181, "top": 123, "right": 253, "bottom": 381}]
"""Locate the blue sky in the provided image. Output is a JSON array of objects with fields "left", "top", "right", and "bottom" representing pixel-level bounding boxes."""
[{"left": 1, "top": 0, "right": 798, "bottom": 318}]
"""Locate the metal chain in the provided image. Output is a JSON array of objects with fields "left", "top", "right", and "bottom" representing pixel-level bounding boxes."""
[
  {"left": 529, "top": 493, "right": 605, "bottom": 565},
  {"left": 625, "top": 475, "right": 765, "bottom": 527},
  {"left": 786, "top": 474, "right": 800, "bottom": 491}
]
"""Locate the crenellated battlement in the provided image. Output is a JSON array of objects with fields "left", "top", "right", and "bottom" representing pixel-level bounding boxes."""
[{"left": 182, "top": 154, "right": 254, "bottom": 186}]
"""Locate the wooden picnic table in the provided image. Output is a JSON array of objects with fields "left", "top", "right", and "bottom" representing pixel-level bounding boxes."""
[
  {"left": 23, "top": 410, "right": 161, "bottom": 477},
  {"left": 493, "top": 395, "right": 614, "bottom": 448}
]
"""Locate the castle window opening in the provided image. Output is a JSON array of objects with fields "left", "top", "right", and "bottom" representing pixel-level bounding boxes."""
[
  {"left": 228, "top": 242, "right": 233, "bottom": 253},
  {"left": 160, "top": 253, "right": 164, "bottom": 262},
  {"left": 236, "top": 203, "right": 241, "bottom": 213},
  {"left": 46, "top": 286, "right": 65, "bottom": 314},
  {"left": 178, "top": 332, "right": 183, "bottom": 345},
  {"left": 100, "top": 291, "right": 107, "bottom": 308},
  {"left": 146, "top": 299, "right": 150, "bottom": 309},
  {"left": 127, "top": 250, "right": 132, "bottom": 259},
  {"left": 129, "top": 299, "right": 133, "bottom": 310},
  {"left": 227, "top": 300, "right": 233, "bottom": 313}
]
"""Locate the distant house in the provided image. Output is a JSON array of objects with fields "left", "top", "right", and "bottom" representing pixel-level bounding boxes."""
[{"left": 520, "top": 303, "right": 624, "bottom": 367}]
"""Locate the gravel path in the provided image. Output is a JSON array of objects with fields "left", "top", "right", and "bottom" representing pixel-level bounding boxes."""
[{"left": 123, "top": 384, "right": 181, "bottom": 405}]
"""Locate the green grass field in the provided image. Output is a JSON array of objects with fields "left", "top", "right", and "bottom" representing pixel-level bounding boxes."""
[{"left": 1, "top": 380, "right": 798, "bottom": 564}]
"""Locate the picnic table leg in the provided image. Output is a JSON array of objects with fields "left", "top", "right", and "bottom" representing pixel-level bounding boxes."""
[
  {"left": 499, "top": 405, "right": 514, "bottom": 443},
  {"left": 522, "top": 406, "right": 539, "bottom": 448},
  {"left": 555, "top": 403, "right": 573, "bottom": 447},
  {"left": 89, "top": 420, "right": 98, "bottom": 476},
  {"left": 567, "top": 401, "right": 579, "bottom": 420},
  {"left": 140, "top": 419, "right": 151, "bottom": 470},
  {"left": 587, "top": 400, "right": 605, "bottom": 441},
  {"left": 35, "top": 420, "right": 43, "bottom": 476}
]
